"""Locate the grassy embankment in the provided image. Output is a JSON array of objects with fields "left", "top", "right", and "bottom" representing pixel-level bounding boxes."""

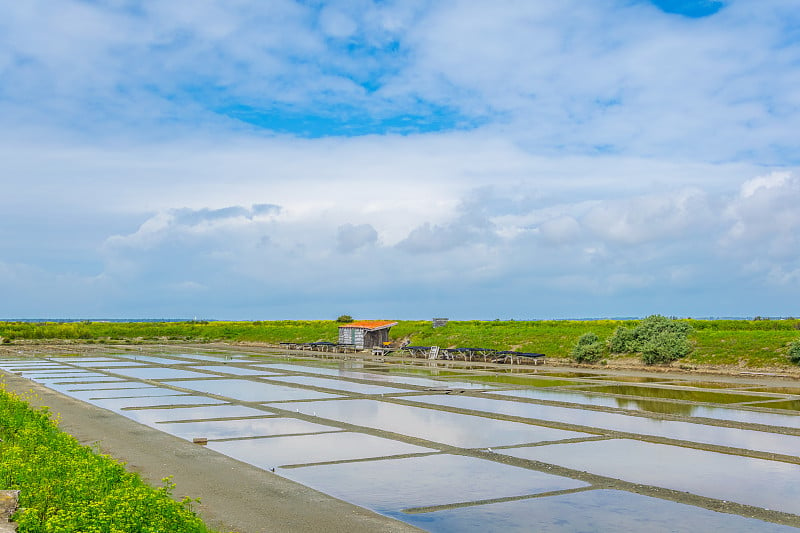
[
  {"left": 0, "top": 385, "right": 219, "bottom": 533},
  {"left": 2, "top": 319, "right": 799, "bottom": 368}
]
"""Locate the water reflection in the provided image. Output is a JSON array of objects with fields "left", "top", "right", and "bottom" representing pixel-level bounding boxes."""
[
  {"left": 157, "top": 417, "right": 338, "bottom": 440},
  {"left": 401, "top": 489, "right": 798, "bottom": 532},
  {"left": 208, "top": 431, "right": 433, "bottom": 468},
  {"left": 501, "top": 439, "right": 800, "bottom": 515},
  {"left": 286, "top": 399, "right": 590, "bottom": 447},
  {"left": 110, "top": 367, "right": 214, "bottom": 380},
  {"left": 282, "top": 454, "right": 587, "bottom": 513},
  {"left": 574, "top": 384, "right": 768, "bottom": 404},
  {"left": 266, "top": 375, "right": 411, "bottom": 395},
  {"left": 492, "top": 388, "right": 800, "bottom": 429},
  {"left": 162, "top": 378, "right": 340, "bottom": 402},
  {"left": 407, "top": 395, "right": 800, "bottom": 456}
]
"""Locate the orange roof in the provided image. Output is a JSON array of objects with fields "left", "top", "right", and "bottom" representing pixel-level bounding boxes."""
[{"left": 338, "top": 320, "right": 398, "bottom": 330}]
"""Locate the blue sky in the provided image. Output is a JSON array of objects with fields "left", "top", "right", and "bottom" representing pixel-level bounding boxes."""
[{"left": 1, "top": 0, "right": 798, "bottom": 320}]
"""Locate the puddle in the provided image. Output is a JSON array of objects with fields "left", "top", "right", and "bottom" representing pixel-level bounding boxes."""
[
  {"left": 156, "top": 417, "right": 338, "bottom": 440},
  {"left": 162, "top": 379, "right": 340, "bottom": 402},
  {"left": 572, "top": 384, "right": 770, "bottom": 404},
  {"left": 266, "top": 375, "right": 411, "bottom": 395},
  {"left": 285, "top": 399, "right": 590, "bottom": 448},
  {"left": 282, "top": 454, "right": 588, "bottom": 514},
  {"left": 401, "top": 489, "right": 797, "bottom": 533},
  {"left": 405, "top": 395, "right": 800, "bottom": 456},
  {"left": 208, "top": 431, "right": 433, "bottom": 468},
  {"left": 186, "top": 365, "right": 281, "bottom": 377},
  {"left": 109, "top": 367, "right": 216, "bottom": 380},
  {"left": 491, "top": 388, "right": 800, "bottom": 429},
  {"left": 500, "top": 439, "right": 800, "bottom": 515}
]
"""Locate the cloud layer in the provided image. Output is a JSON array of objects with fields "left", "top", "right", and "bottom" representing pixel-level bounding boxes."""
[{"left": 1, "top": 1, "right": 798, "bottom": 318}]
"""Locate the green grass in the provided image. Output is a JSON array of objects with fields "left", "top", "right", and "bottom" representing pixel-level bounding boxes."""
[
  {"left": 0, "top": 385, "right": 220, "bottom": 533},
  {"left": 2, "top": 318, "right": 800, "bottom": 369}
]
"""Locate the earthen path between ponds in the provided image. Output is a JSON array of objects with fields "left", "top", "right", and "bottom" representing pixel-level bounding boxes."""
[{"left": 1, "top": 372, "right": 422, "bottom": 533}]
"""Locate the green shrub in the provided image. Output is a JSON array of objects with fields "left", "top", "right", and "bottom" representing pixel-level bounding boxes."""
[
  {"left": 789, "top": 340, "right": 800, "bottom": 364},
  {"left": 336, "top": 315, "right": 354, "bottom": 323},
  {"left": 572, "top": 332, "right": 604, "bottom": 363},
  {"left": 609, "top": 327, "right": 637, "bottom": 353},
  {"left": 641, "top": 331, "right": 693, "bottom": 365},
  {"left": 607, "top": 315, "right": 693, "bottom": 364}
]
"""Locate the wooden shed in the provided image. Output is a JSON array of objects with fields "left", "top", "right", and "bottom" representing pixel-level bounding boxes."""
[{"left": 338, "top": 320, "right": 398, "bottom": 349}]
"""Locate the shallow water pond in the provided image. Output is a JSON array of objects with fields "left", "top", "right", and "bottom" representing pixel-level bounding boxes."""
[
  {"left": 501, "top": 439, "right": 800, "bottom": 515},
  {"left": 157, "top": 416, "right": 338, "bottom": 440},
  {"left": 282, "top": 454, "right": 587, "bottom": 512},
  {"left": 110, "top": 367, "right": 216, "bottom": 380},
  {"left": 491, "top": 388, "right": 800, "bottom": 428},
  {"left": 744, "top": 399, "right": 800, "bottom": 411},
  {"left": 448, "top": 374, "right": 583, "bottom": 388},
  {"left": 285, "top": 399, "right": 591, "bottom": 448},
  {"left": 573, "top": 384, "right": 771, "bottom": 404},
  {"left": 186, "top": 365, "right": 281, "bottom": 377},
  {"left": 66, "top": 360, "right": 149, "bottom": 367},
  {"left": 266, "top": 375, "right": 411, "bottom": 395},
  {"left": 162, "top": 378, "right": 340, "bottom": 402},
  {"left": 208, "top": 431, "right": 433, "bottom": 468},
  {"left": 401, "top": 489, "right": 797, "bottom": 533},
  {"left": 91, "top": 395, "right": 223, "bottom": 411},
  {"left": 583, "top": 375, "right": 677, "bottom": 383},
  {"left": 122, "top": 404, "right": 272, "bottom": 426},
  {"left": 407, "top": 394, "right": 800, "bottom": 456},
  {"left": 69, "top": 387, "right": 187, "bottom": 400}
]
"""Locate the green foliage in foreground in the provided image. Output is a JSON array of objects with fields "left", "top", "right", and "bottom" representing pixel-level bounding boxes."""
[
  {"left": 0, "top": 386, "right": 217, "bottom": 533},
  {"left": 570, "top": 332, "right": 605, "bottom": 363}
]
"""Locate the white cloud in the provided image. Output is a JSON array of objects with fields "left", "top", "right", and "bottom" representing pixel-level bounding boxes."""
[
  {"left": 581, "top": 188, "right": 711, "bottom": 246},
  {"left": 336, "top": 223, "right": 378, "bottom": 253},
  {"left": 2, "top": 1, "right": 800, "bottom": 318},
  {"left": 721, "top": 171, "right": 800, "bottom": 263}
]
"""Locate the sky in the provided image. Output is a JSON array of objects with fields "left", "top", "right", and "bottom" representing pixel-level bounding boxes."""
[{"left": 1, "top": 0, "right": 799, "bottom": 320}]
